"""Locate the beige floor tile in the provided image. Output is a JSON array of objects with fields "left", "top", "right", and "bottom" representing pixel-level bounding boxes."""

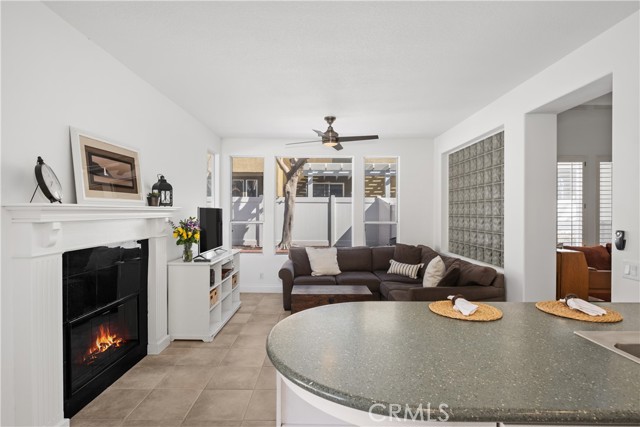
[
  {"left": 238, "top": 305, "right": 257, "bottom": 314},
  {"left": 251, "top": 306, "right": 284, "bottom": 315},
  {"left": 231, "top": 335, "right": 268, "bottom": 350},
  {"left": 185, "top": 390, "right": 252, "bottom": 421},
  {"left": 176, "top": 348, "right": 229, "bottom": 366},
  {"left": 247, "top": 314, "right": 280, "bottom": 325},
  {"left": 210, "top": 334, "right": 238, "bottom": 348},
  {"left": 262, "top": 356, "right": 273, "bottom": 367},
  {"left": 134, "top": 354, "right": 180, "bottom": 368},
  {"left": 241, "top": 421, "right": 275, "bottom": 427},
  {"left": 155, "top": 365, "right": 215, "bottom": 389},
  {"left": 220, "top": 347, "right": 267, "bottom": 367},
  {"left": 70, "top": 419, "right": 123, "bottom": 427},
  {"left": 123, "top": 420, "right": 183, "bottom": 426},
  {"left": 239, "top": 323, "right": 274, "bottom": 336},
  {"left": 206, "top": 366, "right": 261, "bottom": 390},
  {"left": 228, "top": 313, "right": 252, "bottom": 324},
  {"left": 182, "top": 421, "right": 241, "bottom": 427},
  {"left": 278, "top": 312, "right": 291, "bottom": 321},
  {"left": 254, "top": 367, "right": 276, "bottom": 390},
  {"left": 127, "top": 388, "right": 200, "bottom": 421},
  {"left": 217, "top": 323, "right": 244, "bottom": 336},
  {"left": 111, "top": 366, "right": 169, "bottom": 389},
  {"left": 243, "top": 390, "right": 276, "bottom": 421},
  {"left": 74, "top": 388, "right": 150, "bottom": 420}
]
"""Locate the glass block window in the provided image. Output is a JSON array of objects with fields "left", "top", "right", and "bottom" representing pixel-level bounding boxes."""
[{"left": 448, "top": 131, "right": 504, "bottom": 267}]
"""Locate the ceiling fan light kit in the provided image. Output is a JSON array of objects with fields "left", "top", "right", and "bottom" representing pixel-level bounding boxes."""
[{"left": 288, "top": 116, "right": 379, "bottom": 151}]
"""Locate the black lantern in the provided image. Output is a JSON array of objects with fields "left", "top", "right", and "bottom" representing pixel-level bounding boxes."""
[{"left": 152, "top": 174, "right": 173, "bottom": 206}]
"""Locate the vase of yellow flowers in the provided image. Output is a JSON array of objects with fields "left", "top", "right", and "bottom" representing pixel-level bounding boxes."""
[{"left": 170, "top": 217, "right": 200, "bottom": 262}]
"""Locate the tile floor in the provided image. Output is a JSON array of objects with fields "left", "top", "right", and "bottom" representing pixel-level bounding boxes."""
[{"left": 71, "top": 293, "right": 289, "bottom": 427}]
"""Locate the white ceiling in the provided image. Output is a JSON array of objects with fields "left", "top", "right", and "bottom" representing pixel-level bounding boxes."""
[{"left": 46, "top": 1, "right": 638, "bottom": 139}]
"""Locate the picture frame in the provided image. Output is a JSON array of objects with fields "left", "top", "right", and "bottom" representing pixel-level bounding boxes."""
[{"left": 70, "top": 127, "right": 144, "bottom": 205}]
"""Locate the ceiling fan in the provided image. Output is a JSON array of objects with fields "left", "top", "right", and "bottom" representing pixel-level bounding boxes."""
[{"left": 286, "top": 116, "right": 379, "bottom": 151}]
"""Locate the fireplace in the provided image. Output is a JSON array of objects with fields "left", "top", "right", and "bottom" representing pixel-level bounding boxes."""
[{"left": 63, "top": 240, "right": 149, "bottom": 417}]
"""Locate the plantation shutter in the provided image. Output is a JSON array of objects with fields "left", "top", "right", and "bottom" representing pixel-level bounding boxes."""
[
  {"left": 599, "top": 162, "right": 613, "bottom": 245},
  {"left": 557, "top": 161, "right": 584, "bottom": 246}
]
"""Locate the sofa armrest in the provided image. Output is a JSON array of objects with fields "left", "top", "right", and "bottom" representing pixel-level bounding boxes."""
[{"left": 279, "top": 259, "right": 295, "bottom": 311}]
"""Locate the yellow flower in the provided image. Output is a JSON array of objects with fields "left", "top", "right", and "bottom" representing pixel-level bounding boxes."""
[
  {"left": 187, "top": 231, "right": 193, "bottom": 239},
  {"left": 172, "top": 230, "right": 179, "bottom": 238},
  {"left": 182, "top": 230, "right": 187, "bottom": 239},
  {"left": 194, "top": 232, "right": 200, "bottom": 241}
]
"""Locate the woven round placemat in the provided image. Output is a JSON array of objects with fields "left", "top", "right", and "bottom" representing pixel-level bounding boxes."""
[
  {"left": 428, "top": 300, "right": 503, "bottom": 321},
  {"left": 535, "top": 301, "right": 623, "bottom": 323}
]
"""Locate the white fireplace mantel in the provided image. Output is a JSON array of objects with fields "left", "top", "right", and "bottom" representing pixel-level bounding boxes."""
[{"left": 1, "top": 203, "right": 179, "bottom": 427}]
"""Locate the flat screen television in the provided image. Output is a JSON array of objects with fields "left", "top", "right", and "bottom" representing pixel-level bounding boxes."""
[{"left": 198, "top": 207, "right": 223, "bottom": 256}]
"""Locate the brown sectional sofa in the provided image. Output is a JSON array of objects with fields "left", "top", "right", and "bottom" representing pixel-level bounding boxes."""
[{"left": 278, "top": 245, "right": 505, "bottom": 310}]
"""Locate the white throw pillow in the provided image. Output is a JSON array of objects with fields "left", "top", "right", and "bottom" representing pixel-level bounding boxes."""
[
  {"left": 423, "top": 256, "right": 445, "bottom": 287},
  {"left": 306, "top": 247, "right": 341, "bottom": 276}
]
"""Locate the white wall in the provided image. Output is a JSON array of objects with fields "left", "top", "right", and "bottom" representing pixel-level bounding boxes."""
[
  {"left": 221, "top": 138, "right": 433, "bottom": 292},
  {"left": 1, "top": 2, "right": 221, "bottom": 424},
  {"left": 433, "top": 12, "right": 639, "bottom": 302},
  {"left": 557, "top": 106, "right": 613, "bottom": 245}
]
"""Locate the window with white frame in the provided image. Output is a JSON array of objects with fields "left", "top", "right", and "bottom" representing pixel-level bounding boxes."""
[
  {"left": 598, "top": 161, "right": 613, "bottom": 245},
  {"left": 557, "top": 161, "right": 584, "bottom": 246},
  {"left": 206, "top": 152, "right": 215, "bottom": 206},
  {"left": 275, "top": 157, "right": 353, "bottom": 250},
  {"left": 364, "top": 157, "right": 398, "bottom": 247},
  {"left": 231, "top": 157, "right": 264, "bottom": 251}
]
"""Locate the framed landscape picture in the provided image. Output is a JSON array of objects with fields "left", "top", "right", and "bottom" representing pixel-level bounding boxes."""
[{"left": 70, "top": 127, "right": 144, "bottom": 204}]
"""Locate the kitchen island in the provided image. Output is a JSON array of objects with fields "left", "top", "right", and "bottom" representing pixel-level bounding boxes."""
[{"left": 266, "top": 302, "right": 639, "bottom": 426}]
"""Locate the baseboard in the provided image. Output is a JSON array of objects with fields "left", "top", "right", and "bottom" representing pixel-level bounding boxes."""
[
  {"left": 148, "top": 334, "right": 171, "bottom": 355},
  {"left": 241, "top": 284, "right": 282, "bottom": 293},
  {"left": 56, "top": 418, "right": 71, "bottom": 427}
]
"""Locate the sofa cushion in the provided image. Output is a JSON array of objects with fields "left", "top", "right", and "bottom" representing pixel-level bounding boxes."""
[
  {"left": 375, "top": 270, "right": 422, "bottom": 285},
  {"left": 337, "top": 247, "right": 373, "bottom": 272},
  {"left": 306, "top": 247, "right": 341, "bottom": 276},
  {"left": 388, "top": 289, "right": 412, "bottom": 301},
  {"left": 393, "top": 243, "right": 422, "bottom": 264},
  {"left": 437, "top": 260, "right": 461, "bottom": 287},
  {"left": 388, "top": 260, "right": 423, "bottom": 279},
  {"left": 289, "top": 247, "right": 312, "bottom": 277},
  {"left": 371, "top": 246, "right": 395, "bottom": 270},
  {"left": 564, "top": 245, "right": 611, "bottom": 270},
  {"left": 418, "top": 245, "right": 440, "bottom": 269},
  {"left": 335, "top": 271, "right": 381, "bottom": 295},
  {"left": 380, "top": 281, "right": 417, "bottom": 300},
  {"left": 293, "top": 275, "right": 336, "bottom": 286},
  {"left": 457, "top": 260, "right": 497, "bottom": 287}
]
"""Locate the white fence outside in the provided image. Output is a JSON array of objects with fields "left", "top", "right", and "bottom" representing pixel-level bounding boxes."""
[{"left": 231, "top": 196, "right": 396, "bottom": 247}]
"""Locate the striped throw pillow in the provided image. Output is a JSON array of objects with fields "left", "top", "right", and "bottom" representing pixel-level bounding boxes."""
[{"left": 387, "top": 259, "right": 424, "bottom": 279}]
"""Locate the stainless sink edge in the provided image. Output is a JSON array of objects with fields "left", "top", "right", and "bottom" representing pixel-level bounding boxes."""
[{"left": 574, "top": 330, "right": 640, "bottom": 365}]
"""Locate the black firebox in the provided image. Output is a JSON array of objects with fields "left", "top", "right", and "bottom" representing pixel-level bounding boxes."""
[{"left": 63, "top": 240, "right": 148, "bottom": 418}]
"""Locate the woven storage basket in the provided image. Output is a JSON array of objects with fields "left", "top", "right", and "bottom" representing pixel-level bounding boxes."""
[
  {"left": 535, "top": 301, "right": 622, "bottom": 323},
  {"left": 428, "top": 300, "right": 503, "bottom": 322}
]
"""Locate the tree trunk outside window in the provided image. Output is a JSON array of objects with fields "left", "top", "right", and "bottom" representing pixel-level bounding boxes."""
[{"left": 276, "top": 158, "right": 307, "bottom": 249}]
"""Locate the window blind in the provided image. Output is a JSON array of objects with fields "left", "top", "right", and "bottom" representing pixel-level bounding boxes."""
[
  {"left": 599, "top": 162, "right": 613, "bottom": 245},
  {"left": 557, "top": 161, "right": 584, "bottom": 246}
]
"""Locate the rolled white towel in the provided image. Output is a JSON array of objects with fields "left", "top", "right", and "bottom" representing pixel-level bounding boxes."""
[
  {"left": 447, "top": 294, "right": 478, "bottom": 316},
  {"left": 560, "top": 296, "right": 607, "bottom": 316}
]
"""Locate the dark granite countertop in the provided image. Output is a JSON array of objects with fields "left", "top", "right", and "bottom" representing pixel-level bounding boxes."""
[{"left": 266, "top": 302, "right": 640, "bottom": 424}]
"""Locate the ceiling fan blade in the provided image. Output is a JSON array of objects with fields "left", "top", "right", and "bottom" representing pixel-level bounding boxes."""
[
  {"left": 333, "top": 143, "right": 344, "bottom": 151},
  {"left": 337, "top": 135, "right": 379, "bottom": 143},
  {"left": 313, "top": 129, "right": 326, "bottom": 137},
  {"left": 285, "top": 140, "right": 321, "bottom": 146}
]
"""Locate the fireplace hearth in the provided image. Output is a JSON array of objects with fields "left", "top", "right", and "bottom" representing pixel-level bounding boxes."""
[{"left": 63, "top": 240, "right": 149, "bottom": 417}]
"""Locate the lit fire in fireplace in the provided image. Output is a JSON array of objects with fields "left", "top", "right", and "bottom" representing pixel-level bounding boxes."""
[{"left": 83, "top": 325, "right": 125, "bottom": 364}]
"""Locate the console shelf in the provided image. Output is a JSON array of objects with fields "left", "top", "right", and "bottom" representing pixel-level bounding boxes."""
[{"left": 168, "top": 249, "right": 241, "bottom": 342}]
